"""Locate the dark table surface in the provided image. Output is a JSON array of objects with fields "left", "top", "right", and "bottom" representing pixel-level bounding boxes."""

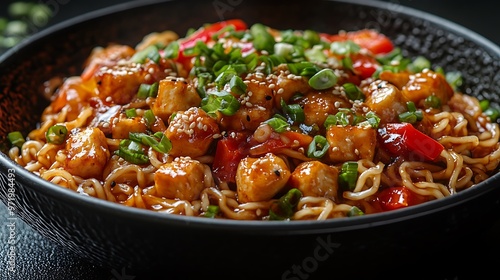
[{"left": 1, "top": 0, "right": 499, "bottom": 279}]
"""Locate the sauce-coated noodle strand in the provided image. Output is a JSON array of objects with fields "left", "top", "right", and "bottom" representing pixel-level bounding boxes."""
[
  {"left": 294, "top": 197, "right": 351, "bottom": 220},
  {"left": 203, "top": 187, "right": 257, "bottom": 220}
]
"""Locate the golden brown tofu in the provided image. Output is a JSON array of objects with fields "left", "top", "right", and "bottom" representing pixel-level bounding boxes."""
[
  {"left": 152, "top": 78, "right": 202, "bottom": 122},
  {"left": 218, "top": 74, "right": 274, "bottom": 131},
  {"left": 166, "top": 107, "right": 220, "bottom": 158},
  {"left": 378, "top": 70, "right": 410, "bottom": 89},
  {"left": 236, "top": 153, "right": 291, "bottom": 203},
  {"left": 154, "top": 157, "right": 212, "bottom": 200},
  {"left": 401, "top": 69, "right": 454, "bottom": 105},
  {"left": 95, "top": 60, "right": 169, "bottom": 105},
  {"left": 300, "top": 91, "right": 351, "bottom": 127},
  {"left": 363, "top": 79, "right": 407, "bottom": 124},
  {"left": 326, "top": 125, "right": 376, "bottom": 163},
  {"left": 111, "top": 116, "right": 148, "bottom": 139},
  {"left": 63, "top": 127, "right": 110, "bottom": 179},
  {"left": 289, "top": 161, "right": 339, "bottom": 201}
]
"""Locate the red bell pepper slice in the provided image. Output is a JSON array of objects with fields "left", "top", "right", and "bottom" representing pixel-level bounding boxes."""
[
  {"left": 212, "top": 131, "right": 251, "bottom": 183},
  {"left": 377, "top": 123, "right": 444, "bottom": 161},
  {"left": 328, "top": 29, "right": 394, "bottom": 55},
  {"left": 378, "top": 186, "right": 417, "bottom": 211},
  {"left": 176, "top": 19, "right": 248, "bottom": 63}
]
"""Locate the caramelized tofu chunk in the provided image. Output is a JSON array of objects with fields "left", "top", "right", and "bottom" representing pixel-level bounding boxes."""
[
  {"left": 401, "top": 69, "right": 454, "bottom": 105},
  {"left": 166, "top": 107, "right": 220, "bottom": 158},
  {"left": 152, "top": 78, "right": 202, "bottom": 122},
  {"left": 236, "top": 153, "right": 290, "bottom": 203},
  {"left": 326, "top": 125, "right": 376, "bottom": 163},
  {"left": 154, "top": 157, "right": 212, "bottom": 200},
  {"left": 363, "top": 80, "right": 407, "bottom": 124},
  {"left": 289, "top": 161, "right": 339, "bottom": 200},
  {"left": 63, "top": 127, "right": 110, "bottom": 179}
]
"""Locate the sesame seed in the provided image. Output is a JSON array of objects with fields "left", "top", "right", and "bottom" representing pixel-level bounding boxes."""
[{"left": 277, "top": 88, "right": 284, "bottom": 94}]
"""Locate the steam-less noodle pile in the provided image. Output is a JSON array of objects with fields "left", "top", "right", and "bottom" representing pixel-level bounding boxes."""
[{"left": 7, "top": 20, "right": 500, "bottom": 220}]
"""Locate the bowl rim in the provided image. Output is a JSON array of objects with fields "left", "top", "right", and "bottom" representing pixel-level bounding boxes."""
[{"left": 1, "top": 0, "right": 500, "bottom": 234}]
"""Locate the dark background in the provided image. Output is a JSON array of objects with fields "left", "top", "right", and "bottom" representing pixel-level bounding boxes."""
[{"left": 1, "top": 0, "right": 499, "bottom": 279}]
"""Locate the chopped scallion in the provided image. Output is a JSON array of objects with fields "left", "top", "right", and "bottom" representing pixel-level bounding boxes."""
[
  {"left": 264, "top": 115, "right": 290, "bottom": 133},
  {"left": 339, "top": 161, "right": 358, "bottom": 191},
  {"left": 115, "top": 139, "right": 149, "bottom": 165},
  {"left": 308, "top": 68, "right": 337, "bottom": 90},
  {"left": 307, "top": 135, "right": 330, "bottom": 159},
  {"left": 7, "top": 131, "right": 25, "bottom": 148},
  {"left": 269, "top": 188, "right": 302, "bottom": 220},
  {"left": 45, "top": 124, "right": 68, "bottom": 145},
  {"left": 125, "top": 108, "right": 137, "bottom": 118}
]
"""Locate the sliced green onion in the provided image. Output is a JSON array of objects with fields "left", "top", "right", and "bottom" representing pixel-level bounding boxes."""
[
  {"left": 343, "top": 83, "right": 364, "bottom": 101},
  {"left": 45, "top": 124, "right": 68, "bottom": 145},
  {"left": 229, "top": 75, "right": 247, "bottom": 95},
  {"left": 129, "top": 132, "right": 172, "bottom": 154},
  {"left": 264, "top": 115, "right": 290, "bottom": 133},
  {"left": 339, "top": 161, "right": 358, "bottom": 191},
  {"left": 131, "top": 45, "right": 160, "bottom": 64},
  {"left": 398, "top": 111, "right": 417, "bottom": 123},
  {"left": 287, "top": 61, "right": 320, "bottom": 77},
  {"left": 304, "top": 45, "right": 326, "bottom": 63},
  {"left": 125, "top": 108, "right": 137, "bottom": 118},
  {"left": 408, "top": 55, "right": 431, "bottom": 73},
  {"left": 201, "top": 91, "right": 240, "bottom": 117},
  {"left": 274, "top": 42, "right": 295, "bottom": 59},
  {"left": 307, "top": 135, "right": 330, "bottom": 159},
  {"left": 445, "top": 71, "right": 463, "bottom": 90},
  {"left": 424, "top": 95, "right": 441, "bottom": 109},
  {"left": 250, "top": 23, "right": 276, "bottom": 53},
  {"left": 365, "top": 111, "right": 380, "bottom": 128},
  {"left": 163, "top": 41, "right": 179, "bottom": 59},
  {"left": 347, "top": 206, "right": 364, "bottom": 217},
  {"left": 7, "top": 131, "right": 25, "bottom": 148},
  {"left": 143, "top": 109, "right": 156, "bottom": 128},
  {"left": 324, "top": 114, "right": 337, "bottom": 128},
  {"left": 303, "top": 30, "right": 321, "bottom": 47},
  {"left": 399, "top": 101, "right": 423, "bottom": 123},
  {"left": 269, "top": 188, "right": 302, "bottom": 220},
  {"left": 330, "top": 40, "right": 360, "bottom": 55},
  {"left": 205, "top": 205, "right": 220, "bottom": 218},
  {"left": 480, "top": 100, "right": 490, "bottom": 112},
  {"left": 335, "top": 109, "right": 351, "bottom": 126},
  {"left": 148, "top": 82, "right": 159, "bottom": 98},
  {"left": 342, "top": 56, "right": 353, "bottom": 72},
  {"left": 137, "top": 82, "right": 159, "bottom": 99},
  {"left": 485, "top": 107, "right": 500, "bottom": 122},
  {"left": 137, "top": 84, "right": 151, "bottom": 99},
  {"left": 280, "top": 99, "right": 305, "bottom": 124},
  {"left": 308, "top": 68, "right": 337, "bottom": 90},
  {"left": 115, "top": 139, "right": 149, "bottom": 165}
]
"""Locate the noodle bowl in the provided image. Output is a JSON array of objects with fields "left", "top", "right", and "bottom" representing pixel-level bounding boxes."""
[{"left": 7, "top": 20, "right": 500, "bottom": 221}]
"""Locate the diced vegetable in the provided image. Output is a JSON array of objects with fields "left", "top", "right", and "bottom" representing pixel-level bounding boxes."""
[
  {"left": 377, "top": 123, "right": 444, "bottom": 161},
  {"left": 269, "top": 188, "right": 302, "bottom": 220}
]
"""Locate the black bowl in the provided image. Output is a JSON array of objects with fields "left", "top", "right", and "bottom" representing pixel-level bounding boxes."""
[{"left": 1, "top": 0, "right": 500, "bottom": 279}]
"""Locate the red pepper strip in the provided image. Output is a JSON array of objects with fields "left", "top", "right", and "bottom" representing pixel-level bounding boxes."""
[
  {"left": 212, "top": 131, "right": 251, "bottom": 183},
  {"left": 378, "top": 186, "right": 417, "bottom": 211},
  {"left": 329, "top": 29, "right": 394, "bottom": 55},
  {"left": 176, "top": 19, "right": 248, "bottom": 63},
  {"left": 377, "top": 123, "right": 444, "bottom": 161}
]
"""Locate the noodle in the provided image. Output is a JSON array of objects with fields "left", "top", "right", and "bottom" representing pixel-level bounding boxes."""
[{"left": 6, "top": 20, "right": 500, "bottom": 221}]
